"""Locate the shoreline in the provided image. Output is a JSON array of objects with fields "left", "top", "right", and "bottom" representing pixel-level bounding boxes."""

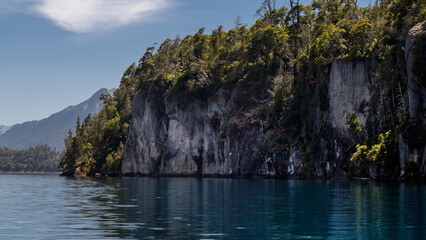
[
  {"left": 62, "top": 172, "right": 426, "bottom": 184},
  {"left": 3, "top": 170, "right": 423, "bottom": 184},
  {"left": 0, "top": 171, "right": 61, "bottom": 175}
]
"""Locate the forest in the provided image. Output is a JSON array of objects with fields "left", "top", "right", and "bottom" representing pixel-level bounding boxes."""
[
  {"left": 59, "top": 0, "right": 425, "bottom": 179},
  {"left": 0, "top": 145, "right": 61, "bottom": 172}
]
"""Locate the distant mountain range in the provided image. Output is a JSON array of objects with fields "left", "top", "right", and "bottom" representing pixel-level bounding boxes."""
[{"left": 0, "top": 88, "right": 114, "bottom": 151}]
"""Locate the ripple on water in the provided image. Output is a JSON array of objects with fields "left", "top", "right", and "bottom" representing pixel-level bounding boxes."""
[
  {"left": 0, "top": 175, "right": 424, "bottom": 240},
  {"left": 112, "top": 204, "right": 139, "bottom": 208},
  {"left": 199, "top": 233, "right": 225, "bottom": 236},
  {"left": 148, "top": 227, "right": 164, "bottom": 231}
]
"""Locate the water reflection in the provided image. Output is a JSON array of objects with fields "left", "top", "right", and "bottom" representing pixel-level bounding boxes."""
[
  {"left": 67, "top": 177, "right": 425, "bottom": 240},
  {"left": 0, "top": 175, "right": 424, "bottom": 239}
]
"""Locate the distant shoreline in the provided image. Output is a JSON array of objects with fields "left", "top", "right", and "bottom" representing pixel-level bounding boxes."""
[{"left": 0, "top": 171, "right": 60, "bottom": 175}]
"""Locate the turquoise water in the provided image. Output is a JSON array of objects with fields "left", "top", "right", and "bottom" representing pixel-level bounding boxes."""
[{"left": 0, "top": 175, "right": 425, "bottom": 239}]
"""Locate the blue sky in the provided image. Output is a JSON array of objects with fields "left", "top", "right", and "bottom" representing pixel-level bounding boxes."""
[{"left": 0, "top": 0, "right": 315, "bottom": 125}]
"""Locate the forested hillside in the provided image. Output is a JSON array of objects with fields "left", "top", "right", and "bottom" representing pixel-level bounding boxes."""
[
  {"left": 60, "top": 0, "right": 426, "bottom": 180},
  {"left": 0, "top": 145, "right": 60, "bottom": 172},
  {"left": 0, "top": 88, "right": 112, "bottom": 151}
]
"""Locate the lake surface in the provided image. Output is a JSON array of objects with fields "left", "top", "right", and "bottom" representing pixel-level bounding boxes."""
[{"left": 0, "top": 175, "right": 425, "bottom": 240}]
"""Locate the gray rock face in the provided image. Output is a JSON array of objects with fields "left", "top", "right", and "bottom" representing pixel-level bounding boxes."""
[
  {"left": 399, "top": 21, "right": 426, "bottom": 177},
  {"left": 319, "top": 59, "right": 372, "bottom": 178},
  {"left": 123, "top": 83, "right": 269, "bottom": 176},
  {"left": 328, "top": 59, "right": 370, "bottom": 137},
  {"left": 122, "top": 93, "right": 169, "bottom": 175},
  {"left": 0, "top": 88, "right": 114, "bottom": 151},
  {"left": 123, "top": 59, "right": 373, "bottom": 177},
  {"left": 405, "top": 21, "right": 426, "bottom": 119}
]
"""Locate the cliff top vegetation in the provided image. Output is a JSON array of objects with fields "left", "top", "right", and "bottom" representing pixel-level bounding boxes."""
[{"left": 59, "top": 0, "right": 425, "bottom": 179}]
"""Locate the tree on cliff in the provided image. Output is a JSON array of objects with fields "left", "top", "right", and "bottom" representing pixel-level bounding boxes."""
[
  {"left": 60, "top": 0, "right": 426, "bottom": 179},
  {"left": 59, "top": 66, "right": 137, "bottom": 176}
]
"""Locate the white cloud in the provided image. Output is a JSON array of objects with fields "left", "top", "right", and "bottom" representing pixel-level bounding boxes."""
[
  {"left": 34, "top": 0, "right": 175, "bottom": 32},
  {"left": 0, "top": 0, "right": 175, "bottom": 32}
]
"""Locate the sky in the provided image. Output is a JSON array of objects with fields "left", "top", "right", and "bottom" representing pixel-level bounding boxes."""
[{"left": 0, "top": 0, "right": 313, "bottom": 126}]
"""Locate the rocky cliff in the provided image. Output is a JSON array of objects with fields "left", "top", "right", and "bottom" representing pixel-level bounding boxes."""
[
  {"left": 327, "top": 59, "right": 371, "bottom": 136},
  {"left": 399, "top": 21, "right": 426, "bottom": 178},
  {"left": 58, "top": 1, "right": 425, "bottom": 179},
  {"left": 122, "top": 58, "right": 374, "bottom": 177},
  {"left": 318, "top": 59, "right": 374, "bottom": 178},
  {"left": 122, "top": 82, "right": 270, "bottom": 176}
]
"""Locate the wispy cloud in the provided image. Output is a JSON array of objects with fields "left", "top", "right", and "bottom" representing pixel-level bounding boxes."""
[
  {"left": 0, "top": 0, "right": 175, "bottom": 33},
  {"left": 34, "top": 0, "right": 175, "bottom": 32}
]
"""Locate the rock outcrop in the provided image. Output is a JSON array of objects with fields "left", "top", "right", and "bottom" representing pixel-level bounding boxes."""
[
  {"left": 399, "top": 21, "right": 426, "bottom": 178},
  {"left": 328, "top": 59, "right": 370, "bottom": 136},
  {"left": 123, "top": 82, "right": 271, "bottom": 176},
  {"left": 404, "top": 21, "right": 426, "bottom": 119},
  {"left": 122, "top": 58, "right": 374, "bottom": 178},
  {"left": 319, "top": 59, "right": 373, "bottom": 178}
]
